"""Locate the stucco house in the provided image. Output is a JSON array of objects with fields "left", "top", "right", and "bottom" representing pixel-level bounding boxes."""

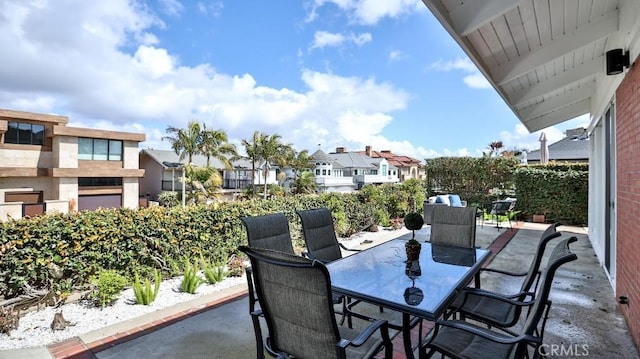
[
  {"left": 356, "top": 145, "right": 425, "bottom": 182},
  {"left": 0, "top": 108, "right": 145, "bottom": 221},
  {"left": 422, "top": 0, "right": 640, "bottom": 349},
  {"left": 330, "top": 147, "right": 399, "bottom": 189},
  {"left": 139, "top": 148, "right": 277, "bottom": 201},
  {"left": 310, "top": 149, "right": 357, "bottom": 193}
]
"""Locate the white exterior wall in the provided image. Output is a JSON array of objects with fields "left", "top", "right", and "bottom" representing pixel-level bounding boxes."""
[
  {"left": 588, "top": 121, "right": 606, "bottom": 266},
  {"left": 122, "top": 177, "right": 139, "bottom": 209},
  {"left": 53, "top": 136, "right": 77, "bottom": 168},
  {"left": 0, "top": 202, "right": 21, "bottom": 221},
  {"left": 0, "top": 148, "right": 52, "bottom": 168},
  {"left": 0, "top": 177, "right": 57, "bottom": 200},
  {"left": 123, "top": 141, "right": 140, "bottom": 169}
]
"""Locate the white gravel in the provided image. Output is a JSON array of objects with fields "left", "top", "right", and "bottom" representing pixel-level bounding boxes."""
[{"left": 0, "top": 274, "right": 247, "bottom": 351}]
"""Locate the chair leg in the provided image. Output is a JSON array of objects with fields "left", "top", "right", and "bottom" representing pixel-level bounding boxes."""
[{"left": 251, "top": 314, "right": 265, "bottom": 359}]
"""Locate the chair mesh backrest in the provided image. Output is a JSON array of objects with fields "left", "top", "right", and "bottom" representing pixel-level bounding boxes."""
[
  {"left": 297, "top": 208, "right": 343, "bottom": 262},
  {"left": 519, "top": 223, "right": 562, "bottom": 293},
  {"left": 430, "top": 206, "right": 477, "bottom": 248},
  {"left": 239, "top": 246, "right": 341, "bottom": 359},
  {"left": 515, "top": 237, "right": 577, "bottom": 356},
  {"left": 241, "top": 213, "right": 294, "bottom": 254}
]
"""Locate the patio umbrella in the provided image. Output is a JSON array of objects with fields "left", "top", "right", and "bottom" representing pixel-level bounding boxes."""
[{"left": 539, "top": 132, "right": 549, "bottom": 164}]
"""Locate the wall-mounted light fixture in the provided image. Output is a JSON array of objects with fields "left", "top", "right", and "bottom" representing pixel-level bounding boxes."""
[{"left": 606, "top": 48, "right": 630, "bottom": 75}]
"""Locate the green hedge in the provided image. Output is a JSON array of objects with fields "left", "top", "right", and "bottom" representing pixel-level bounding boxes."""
[
  {"left": 514, "top": 164, "right": 588, "bottom": 225},
  {"left": 424, "top": 156, "right": 520, "bottom": 205},
  {"left": 0, "top": 187, "right": 424, "bottom": 299}
]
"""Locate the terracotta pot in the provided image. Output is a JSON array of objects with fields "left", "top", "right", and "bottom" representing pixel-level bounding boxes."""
[{"left": 532, "top": 214, "right": 545, "bottom": 223}]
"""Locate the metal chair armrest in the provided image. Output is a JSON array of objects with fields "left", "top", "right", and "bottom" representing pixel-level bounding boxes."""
[
  {"left": 480, "top": 267, "right": 528, "bottom": 277},
  {"left": 462, "top": 287, "right": 535, "bottom": 306},
  {"left": 339, "top": 242, "right": 361, "bottom": 252},
  {"left": 434, "top": 319, "right": 542, "bottom": 346},
  {"left": 338, "top": 319, "right": 390, "bottom": 348}
]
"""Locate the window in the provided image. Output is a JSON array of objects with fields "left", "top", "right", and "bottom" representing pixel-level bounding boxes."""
[
  {"left": 354, "top": 169, "right": 358, "bottom": 175},
  {"left": 78, "top": 178, "right": 123, "bottom": 186},
  {"left": 78, "top": 138, "right": 122, "bottom": 161},
  {"left": 322, "top": 169, "right": 327, "bottom": 175},
  {"left": 316, "top": 169, "right": 320, "bottom": 175},
  {"left": 5, "top": 122, "right": 44, "bottom": 145}
]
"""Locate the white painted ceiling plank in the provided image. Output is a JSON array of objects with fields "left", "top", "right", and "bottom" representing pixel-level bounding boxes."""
[
  {"left": 523, "top": 98, "right": 591, "bottom": 131},
  {"left": 520, "top": 85, "right": 594, "bottom": 119},
  {"left": 450, "top": 0, "right": 522, "bottom": 36},
  {"left": 491, "top": 11, "right": 618, "bottom": 84}
]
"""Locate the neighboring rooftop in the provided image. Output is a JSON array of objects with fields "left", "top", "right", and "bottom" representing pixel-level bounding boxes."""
[{"left": 527, "top": 128, "right": 589, "bottom": 163}]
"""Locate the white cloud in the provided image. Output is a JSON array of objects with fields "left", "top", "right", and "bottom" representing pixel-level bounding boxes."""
[
  {"left": 306, "top": 0, "right": 419, "bottom": 25},
  {"left": 388, "top": 50, "right": 403, "bottom": 62},
  {"left": 197, "top": 1, "right": 223, "bottom": 17},
  {"left": 430, "top": 58, "right": 491, "bottom": 89},
  {"left": 159, "top": 0, "right": 184, "bottom": 16},
  {"left": 310, "top": 31, "right": 371, "bottom": 50}
]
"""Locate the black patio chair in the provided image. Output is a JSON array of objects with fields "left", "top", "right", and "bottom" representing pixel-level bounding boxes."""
[
  {"left": 296, "top": 207, "right": 360, "bottom": 262},
  {"left": 296, "top": 208, "right": 364, "bottom": 327},
  {"left": 430, "top": 206, "right": 477, "bottom": 248},
  {"left": 239, "top": 245, "right": 393, "bottom": 359},
  {"left": 240, "top": 213, "right": 295, "bottom": 359},
  {"left": 492, "top": 199, "right": 517, "bottom": 229},
  {"left": 447, "top": 223, "right": 563, "bottom": 325},
  {"left": 421, "top": 237, "right": 578, "bottom": 359}
]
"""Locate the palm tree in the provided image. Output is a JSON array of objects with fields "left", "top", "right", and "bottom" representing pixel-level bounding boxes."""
[
  {"left": 256, "top": 133, "right": 289, "bottom": 199},
  {"left": 200, "top": 125, "right": 238, "bottom": 169},
  {"left": 487, "top": 140, "right": 504, "bottom": 157},
  {"left": 241, "top": 131, "right": 266, "bottom": 198},
  {"left": 163, "top": 121, "right": 202, "bottom": 163},
  {"left": 288, "top": 149, "right": 314, "bottom": 184},
  {"left": 293, "top": 170, "right": 316, "bottom": 194}
]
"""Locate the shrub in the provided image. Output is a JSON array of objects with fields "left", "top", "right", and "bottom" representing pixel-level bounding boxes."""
[
  {"left": 132, "top": 269, "right": 161, "bottom": 305},
  {"left": 202, "top": 263, "right": 227, "bottom": 285},
  {"left": 180, "top": 261, "right": 203, "bottom": 294},
  {"left": 90, "top": 270, "right": 128, "bottom": 307},
  {"left": 226, "top": 254, "right": 245, "bottom": 277}
]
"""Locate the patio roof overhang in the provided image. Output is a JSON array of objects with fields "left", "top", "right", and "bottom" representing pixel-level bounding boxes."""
[{"left": 421, "top": 0, "right": 640, "bottom": 133}]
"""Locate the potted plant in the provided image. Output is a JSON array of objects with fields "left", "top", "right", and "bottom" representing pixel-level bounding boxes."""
[{"left": 404, "top": 212, "right": 424, "bottom": 240}]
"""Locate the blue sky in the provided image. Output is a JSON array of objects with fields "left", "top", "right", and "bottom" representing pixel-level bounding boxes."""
[{"left": 0, "top": 0, "right": 588, "bottom": 160}]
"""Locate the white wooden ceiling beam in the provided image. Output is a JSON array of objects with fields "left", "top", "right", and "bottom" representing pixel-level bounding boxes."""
[
  {"left": 509, "top": 57, "right": 603, "bottom": 106},
  {"left": 491, "top": 11, "right": 618, "bottom": 85},
  {"left": 450, "top": 0, "right": 522, "bottom": 37},
  {"left": 520, "top": 85, "right": 593, "bottom": 120},
  {"left": 523, "top": 98, "right": 590, "bottom": 132}
]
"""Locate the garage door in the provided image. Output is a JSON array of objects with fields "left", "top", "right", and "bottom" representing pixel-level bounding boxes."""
[{"left": 78, "top": 194, "right": 122, "bottom": 211}]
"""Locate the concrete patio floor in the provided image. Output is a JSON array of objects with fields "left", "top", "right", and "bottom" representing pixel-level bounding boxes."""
[{"left": 2, "top": 222, "right": 638, "bottom": 358}]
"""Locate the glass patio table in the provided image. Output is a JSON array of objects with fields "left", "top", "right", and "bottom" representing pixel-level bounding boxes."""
[{"left": 326, "top": 238, "right": 490, "bottom": 359}]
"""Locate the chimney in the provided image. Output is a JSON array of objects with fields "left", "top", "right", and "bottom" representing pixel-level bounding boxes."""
[
  {"left": 365, "top": 145, "right": 372, "bottom": 157},
  {"left": 336, "top": 147, "right": 345, "bottom": 153}
]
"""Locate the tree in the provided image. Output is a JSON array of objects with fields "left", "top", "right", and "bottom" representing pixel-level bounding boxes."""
[
  {"left": 487, "top": 141, "right": 504, "bottom": 157},
  {"left": 241, "top": 131, "right": 266, "bottom": 198},
  {"left": 163, "top": 121, "right": 202, "bottom": 163},
  {"left": 255, "top": 133, "right": 290, "bottom": 199},
  {"left": 287, "top": 149, "right": 314, "bottom": 184},
  {"left": 293, "top": 170, "right": 316, "bottom": 194},
  {"left": 200, "top": 125, "right": 238, "bottom": 169}
]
